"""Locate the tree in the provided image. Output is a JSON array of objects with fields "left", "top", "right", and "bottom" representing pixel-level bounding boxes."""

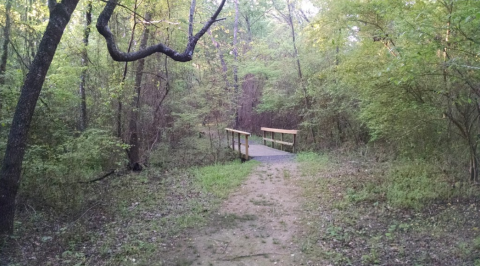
[
  {"left": 0, "top": 0, "right": 227, "bottom": 238},
  {"left": 232, "top": 0, "right": 239, "bottom": 128},
  {"left": 0, "top": 0, "right": 12, "bottom": 132},
  {"left": 78, "top": 0, "right": 92, "bottom": 132},
  {"left": 0, "top": 0, "right": 11, "bottom": 85},
  {"left": 127, "top": 12, "right": 151, "bottom": 171}
]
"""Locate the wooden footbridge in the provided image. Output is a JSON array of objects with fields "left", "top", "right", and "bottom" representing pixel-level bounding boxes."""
[{"left": 226, "top": 127, "right": 298, "bottom": 160}]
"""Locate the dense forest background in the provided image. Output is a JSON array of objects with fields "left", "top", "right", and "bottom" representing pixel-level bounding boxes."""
[{"left": 1, "top": 0, "right": 480, "bottom": 264}]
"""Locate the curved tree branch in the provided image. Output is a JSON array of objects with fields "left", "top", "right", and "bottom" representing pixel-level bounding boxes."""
[{"left": 96, "top": 0, "right": 226, "bottom": 62}]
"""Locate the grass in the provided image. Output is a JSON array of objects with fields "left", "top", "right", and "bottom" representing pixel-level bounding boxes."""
[
  {"left": 195, "top": 160, "right": 259, "bottom": 199},
  {"left": 296, "top": 151, "right": 330, "bottom": 177}
]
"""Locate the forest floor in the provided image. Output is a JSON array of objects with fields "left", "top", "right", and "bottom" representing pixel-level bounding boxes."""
[
  {"left": 157, "top": 153, "right": 480, "bottom": 266},
  {"left": 2, "top": 151, "right": 480, "bottom": 265}
]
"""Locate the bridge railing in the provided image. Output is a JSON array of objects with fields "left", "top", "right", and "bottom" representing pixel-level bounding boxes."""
[
  {"left": 225, "top": 128, "right": 251, "bottom": 160},
  {"left": 261, "top": 127, "right": 298, "bottom": 153}
]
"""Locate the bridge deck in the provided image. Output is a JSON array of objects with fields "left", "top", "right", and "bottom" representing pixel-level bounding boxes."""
[{"left": 230, "top": 144, "right": 292, "bottom": 157}]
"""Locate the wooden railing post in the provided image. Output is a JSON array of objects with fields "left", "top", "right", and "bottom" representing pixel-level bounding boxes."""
[
  {"left": 263, "top": 130, "right": 266, "bottom": 146},
  {"left": 231, "top": 131, "right": 234, "bottom": 151},
  {"left": 245, "top": 135, "right": 249, "bottom": 160},
  {"left": 226, "top": 129, "right": 229, "bottom": 147},
  {"left": 281, "top": 133, "right": 284, "bottom": 151},
  {"left": 271, "top": 131, "right": 275, "bottom": 149},
  {"left": 293, "top": 133, "right": 296, "bottom": 153},
  {"left": 237, "top": 133, "right": 241, "bottom": 157}
]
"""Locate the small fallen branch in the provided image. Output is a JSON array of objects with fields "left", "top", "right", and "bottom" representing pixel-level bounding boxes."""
[
  {"left": 79, "top": 169, "right": 116, "bottom": 183},
  {"left": 220, "top": 253, "right": 288, "bottom": 261}
]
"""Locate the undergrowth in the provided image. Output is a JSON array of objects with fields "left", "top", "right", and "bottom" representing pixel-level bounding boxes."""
[
  {"left": 2, "top": 152, "right": 258, "bottom": 265},
  {"left": 297, "top": 151, "right": 480, "bottom": 265},
  {"left": 19, "top": 129, "right": 127, "bottom": 213},
  {"left": 386, "top": 161, "right": 451, "bottom": 210}
]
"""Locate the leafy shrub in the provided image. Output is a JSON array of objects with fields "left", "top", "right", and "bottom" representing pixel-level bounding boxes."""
[
  {"left": 386, "top": 161, "right": 450, "bottom": 210},
  {"left": 20, "top": 129, "right": 127, "bottom": 212}
]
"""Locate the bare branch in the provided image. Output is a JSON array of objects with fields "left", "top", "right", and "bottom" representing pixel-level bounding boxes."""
[{"left": 96, "top": 0, "right": 227, "bottom": 62}]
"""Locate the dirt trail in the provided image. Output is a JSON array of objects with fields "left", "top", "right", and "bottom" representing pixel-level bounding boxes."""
[{"left": 173, "top": 159, "right": 308, "bottom": 265}]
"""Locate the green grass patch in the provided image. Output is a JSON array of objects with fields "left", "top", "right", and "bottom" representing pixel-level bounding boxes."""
[
  {"left": 195, "top": 160, "right": 259, "bottom": 198},
  {"left": 296, "top": 152, "right": 330, "bottom": 177},
  {"left": 296, "top": 151, "right": 328, "bottom": 163},
  {"left": 386, "top": 160, "right": 450, "bottom": 210}
]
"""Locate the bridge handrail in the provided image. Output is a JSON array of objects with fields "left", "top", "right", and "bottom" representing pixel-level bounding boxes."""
[
  {"left": 260, "top": 127, "right": 298, "bottom": 134},
  {"left": 225, "top": 128, "right": 250, "bottom": 160},
  {"left": 225, "top": 128, "right": 251, "bottom": 136},
  {"left": 261, "top": 127, "right": 298, "bottom": 153}
]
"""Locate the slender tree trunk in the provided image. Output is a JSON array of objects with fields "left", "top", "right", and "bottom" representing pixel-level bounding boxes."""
[
  {"left": 150, "top": 0, "right": 172, "bottom": 152},
  {"left": 117, "top": 102, "right": 122, "bottom": 137},
  {"left": 0, "top": 0, "right": 11, "bottom": 84},
  {"left": 117, "top": 0, "right": 139, "bottom": 138},
  {"left": 0, "top": 0, "right": 80, "bottom": 238},
  {"left": 443, "top": 1, "right": 452, "bottom": 84},
  {"left": 208, "top": 29, "right": 230, "bottom": 90},
  {"left": 470, "top": 145, "right": 478, "bottom": 182},
  {"left": 233, "top": 0, "right": 240, "bottom": 128},
  {"left": 127, "top": 13, "right": 151, "bottom": 171},
  {"left": 0, "top": 0, "right": 12, "bottom": 131},
  {"left": 286, "top": 0, "right": 316, "bottom": 142},
  {"left": 245, "top": 15, "right": 252, "bottom": 44},
  {"left": 79, "top": 1, "right": 92, "bottom": 132},
  {"left": 286, "top": 0, "right": 302, "bottom": 80}
]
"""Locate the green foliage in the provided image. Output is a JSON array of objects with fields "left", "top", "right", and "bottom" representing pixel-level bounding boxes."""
[
  {"left": 195, "top": 160, "right": 259, "bottom": 198},
  {"left": 303, "top": 0, "right": 480, "bottom": 179},
  {"left": 20, "top": 129, "right": 127, "bottom": 212},
  {"left": 149, "top": 136, "right": 237, "bottom": 169},
  {"left": 345, "top": 181, "right": 385, "bottom": 204},
  {"left": 59, "top": 129, "right": 127, "bottom": 171},
  {"left": 386, "top": 161, "right": 450, "bottom": 210}
]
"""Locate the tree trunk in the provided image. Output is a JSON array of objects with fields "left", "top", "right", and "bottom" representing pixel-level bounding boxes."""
[
  {"left": 0, "top": 0, "right": 11, "bottom": 84},
  {"left": 286, "top": 0, "right": 302, "bottom": 80},
  {"left": 286, "top": 0, "right": 316, "bottom": 143},
  {"left": 233, "top": 0, "right": 240, "bottom": 128},
  {"left": 208, "top": 29, "right": 230, "bottom": 90},
  {"left": 117, "top": 0, "right": 139, "bottom": 138},
  {"left": 79, "top": 1, "right": 92, "bottom": 132},
  {"left": 127, "top": 13, "right": 151, "bottom": 171},
  {"left": 470, "top": 149, "right": 478, "bottom": 182},
  {"left": 244, "top": 15, "right": 252, "bottom": 44},
  {"left": 0, "top": 0, "right": 12, "bottom": 132},
  {"left": 0, "top": 0, "right": 80, "bottom": 238}
]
